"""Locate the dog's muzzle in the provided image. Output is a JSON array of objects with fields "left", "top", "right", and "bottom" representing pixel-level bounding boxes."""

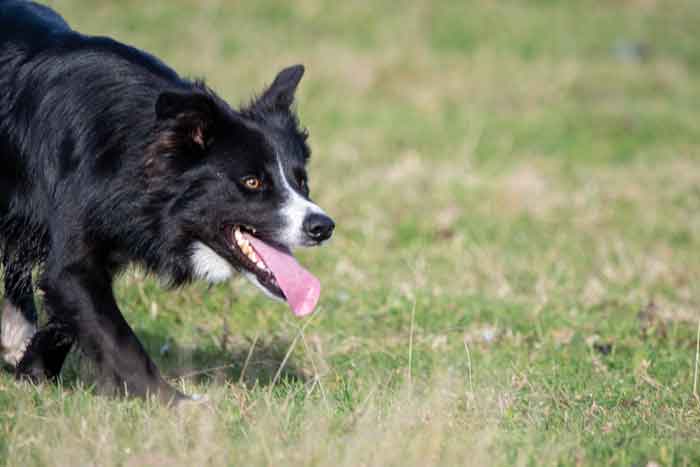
[{"left": 303, "top": 213, "right": 335, "bottom": 243}]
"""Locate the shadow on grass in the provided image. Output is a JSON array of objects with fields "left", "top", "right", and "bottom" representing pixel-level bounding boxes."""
[
  {"left": 150, "top": 330, "right": 311, "bottom": 387},
  {"left": 49, "top": 329, "right": 311, "bottom": 394}
]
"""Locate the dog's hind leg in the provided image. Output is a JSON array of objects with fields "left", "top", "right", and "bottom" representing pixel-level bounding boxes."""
[
  {"left": 15, "top": 317, "right": 74, "bottom": 381},
  {"left": 1, "top": 247, "right": 38, "bottom": 367}
]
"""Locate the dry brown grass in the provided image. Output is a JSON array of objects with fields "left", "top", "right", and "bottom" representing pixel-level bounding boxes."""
[{"left": 2, "top": 0, "right": 700, "bottom": 465}]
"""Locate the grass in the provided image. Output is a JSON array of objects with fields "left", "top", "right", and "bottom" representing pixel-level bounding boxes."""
[{"left": 2, "top": 0, "right": 700, "bottom": 465}]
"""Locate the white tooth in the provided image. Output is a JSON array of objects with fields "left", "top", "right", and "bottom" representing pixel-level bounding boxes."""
[{"left": 234, "top": 229, "right": 242, "bottom": 241}]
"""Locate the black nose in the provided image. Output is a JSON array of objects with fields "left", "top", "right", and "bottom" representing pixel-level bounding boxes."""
[{"left": 303, "top": 213, "right": 335, "bottom": 242}]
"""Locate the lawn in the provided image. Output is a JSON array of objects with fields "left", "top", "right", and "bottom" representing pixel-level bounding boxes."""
[{"left": 2, "top": 0, "right": 700, "bottom": 465}]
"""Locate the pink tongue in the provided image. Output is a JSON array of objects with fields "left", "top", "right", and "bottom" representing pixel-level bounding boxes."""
[{"left": 244, "top": 234, "right": 320, "bottom": 316}]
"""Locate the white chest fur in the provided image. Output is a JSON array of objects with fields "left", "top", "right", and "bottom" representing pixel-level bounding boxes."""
[{"left": 190, "top": 241, "right": 234, "bottom": 283}]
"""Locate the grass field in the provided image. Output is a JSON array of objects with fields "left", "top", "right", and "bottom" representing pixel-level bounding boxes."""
[{"left": 2, "top": 0, "right": 700, "bottom": 465}]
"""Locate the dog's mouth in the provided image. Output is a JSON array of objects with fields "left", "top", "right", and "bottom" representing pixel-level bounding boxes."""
[{"left": 225, "top": 225, "right": 320, "bottom": 316}]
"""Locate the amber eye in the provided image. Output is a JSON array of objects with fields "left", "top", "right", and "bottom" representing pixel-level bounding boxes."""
[{"left": 243, "top": 176, "right": 263, "bottom": 191}]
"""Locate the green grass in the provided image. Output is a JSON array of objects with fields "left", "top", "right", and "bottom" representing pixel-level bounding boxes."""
[{"left": 2, "top": 0, "right": 700, "bottom": 465}]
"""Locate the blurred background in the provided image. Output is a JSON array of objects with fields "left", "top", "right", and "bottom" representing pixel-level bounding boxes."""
[{"left": 4, "top": 1, "right": 700, "bottom": 465}]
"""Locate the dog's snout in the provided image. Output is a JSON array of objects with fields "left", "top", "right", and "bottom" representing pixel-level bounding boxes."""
[{"left": 303, "top": 213, "right": 335, "bottom": 242}]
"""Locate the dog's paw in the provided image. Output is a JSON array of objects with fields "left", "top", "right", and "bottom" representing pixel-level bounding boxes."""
[
  {"left": 179, "top": 393, "right": 210, "bottom": 405},
  {"left": 190, "top": 393, "right": 208, "bottom": 402},
  {"left": 174, "top": 393, "right": 212, "bottom": 413},
  {"left": 1, "top": 303, "right": 36, "bottom": 367}
]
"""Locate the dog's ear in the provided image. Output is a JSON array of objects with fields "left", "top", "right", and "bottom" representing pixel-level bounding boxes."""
[
  {"left": 255, "top": 64, "right": 305, "bottom": 112},
  {"left": 155, "top": 91, "right": 218, "bottom": 148}
]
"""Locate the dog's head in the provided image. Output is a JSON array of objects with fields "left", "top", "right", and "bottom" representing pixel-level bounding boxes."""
[{"left": 149, "top": 65, "right": 334, "bottom": 316}]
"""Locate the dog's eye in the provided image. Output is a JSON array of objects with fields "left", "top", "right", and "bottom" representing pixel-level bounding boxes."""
[{"left": 242, "top": 176, "right": 263, "bottom": 191}]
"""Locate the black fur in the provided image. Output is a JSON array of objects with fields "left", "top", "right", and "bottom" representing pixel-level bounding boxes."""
[{"left": 0, "top": 0, "right": 333, "bottom": 403}]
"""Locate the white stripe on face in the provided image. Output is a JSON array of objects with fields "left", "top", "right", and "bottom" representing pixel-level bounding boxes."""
[{"left": 276, "top": 158, "right": 326, "bottom": 248}]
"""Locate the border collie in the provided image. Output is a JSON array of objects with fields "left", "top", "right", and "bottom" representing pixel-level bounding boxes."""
[{"left": 0, "top": 0, "right": 334, "bottom": 404}]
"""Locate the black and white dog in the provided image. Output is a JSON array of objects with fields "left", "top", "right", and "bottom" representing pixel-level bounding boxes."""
[{"left": 0, "top": 0, "right": 334, "bottom": 404}]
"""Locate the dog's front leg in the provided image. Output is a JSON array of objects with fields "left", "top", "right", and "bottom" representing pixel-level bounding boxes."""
[{"left": 21, "top": 263, "right": 186, "bottom": 405}]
